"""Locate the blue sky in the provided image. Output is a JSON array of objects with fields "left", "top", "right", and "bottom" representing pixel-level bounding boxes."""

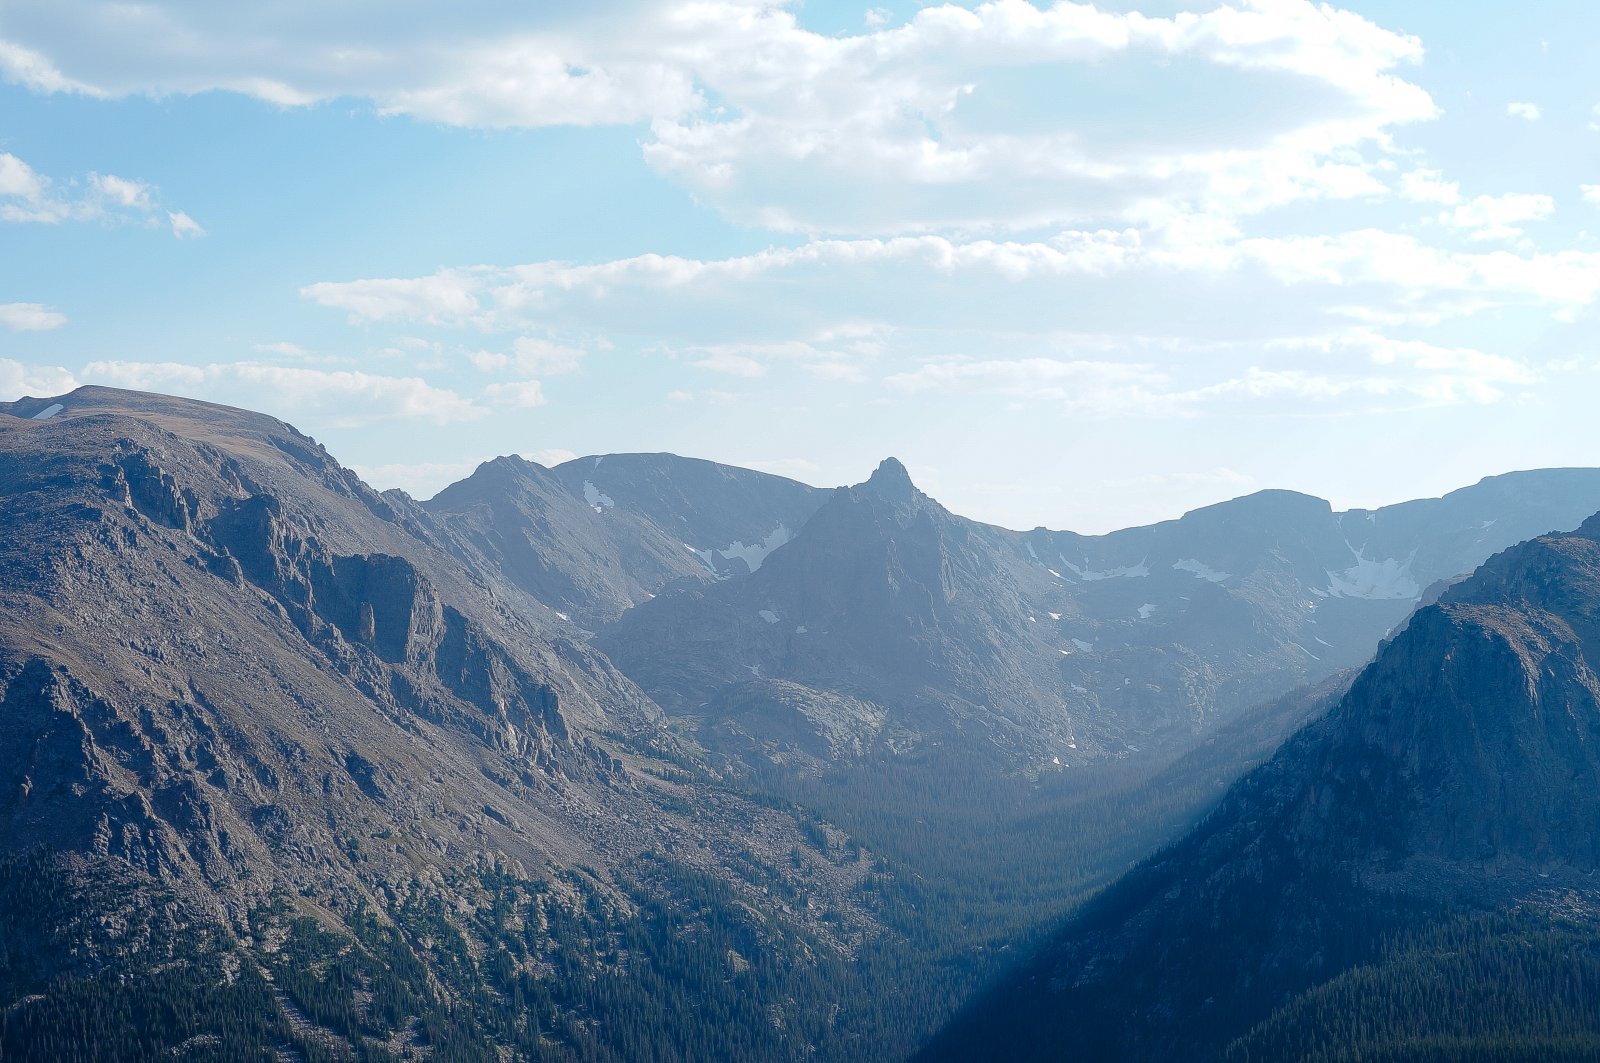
[{"left": 2, "top": 0, "right": 1598, "bottom": 532}]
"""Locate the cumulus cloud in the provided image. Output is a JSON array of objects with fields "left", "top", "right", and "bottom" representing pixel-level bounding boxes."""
[
  {"left": 0, "top": 302, "right": 67, "bottom": 331},
  {"left": 0, "top": 357, "right": 77, "bottom": 399},
  {"left": 1436, "top": 192, "right": 1554, "bottom": 243},
  {"left": 0, "top": 151, "right": 201, "bottom": 233},
  {"left": 78, "top": 361, "right": 484, "bottom": 425},
  {"left": 641, "top": 0, "right": 1432, "bottom": 232},
  {"left": 1397, "top": 168, "right": 1459, "bottom": 204},
  {"left": 2, "top": 0, "right": 1434, "bottom": 234},
  {"left": 0, "top": 37, "right": 105, "bottom": 95},
  {"left": 1582, "top": 184, "right": 1600, "bottom": 206},
  {"left": 1506, "top": 101, "right": 1541, "bottom": 121}
]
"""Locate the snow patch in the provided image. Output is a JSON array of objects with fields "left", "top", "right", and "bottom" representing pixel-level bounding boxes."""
[
  {"left": 1137, "top": 603, "right": 1157, "bottom": 619},
  {"left": 1070, "top": 638, "right": 1094, "bottom": 652},
  {"left": 1069, "top": 684, "right": 1088, "bottom": 693},
  {"left": 1172, "top": 558, "right": 1231, "bottom": 583},
  {"left": 795, "top": 625, "right": 808, "bottom": 634},
  {"left": 758, "top": 609, "right": 780, "bottom": 624},
  {"left": 695, "top": 523, "right": 792, "bottom": 577},
  {"left": 1326, "top": 548, "right": 1420, "bottom": 600},
  {"left": 1314, "top": 636, "right": 1332, "bottom": 647},
  {"left": 1291, "top": 641, "right": 1320, "bottom": 661},
  {"left": 1048, "top": 612, "right": 1062, "bottom": 621},
  {"left": 1026, "top": 541, "right": 1038, "bottom": 561},
  {"left": 30, "top": 403, "right": 63, "bottom": 421},
  {"left": 1064, "top": 558, "right": 1150, "bottom": 581},
  {"left": 583, "top": 481, "right": 615, "bottom": 512}
]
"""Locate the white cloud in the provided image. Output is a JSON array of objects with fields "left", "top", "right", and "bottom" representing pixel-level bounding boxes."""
[
  {"left": 0, "top": 151, "right": 200, "bottom": 233},
  {"left": 641, "top": 0, "right": 1433, "bottom": 233},
  {"left": 690, "top": 351, "right": 768, "bottom": 377},
  {"left": 467, "top": 336, "right": 586, "bottom": 375},
  {"left": 0, "top": 357, "right": 77, "bottom": 399},
  {"left": 1397, "top": 168, "right": 1459, "bottom": 205},
  {"left": 0, "top": 38, "right": 105, "bottom": 95},
  {"left": 0, "top": 152, "right": 47, "bottom": 200},
  {"left": 1582, "top": 184, "right": 1600, "bottom": 206},
  {"left": 303, "top": 222, "right": 1600, "bottom": 352},
  {"left": 167, "top": 210, "right": 205, "bottom": 238},
  {"left": 90, "top": 172, "right": 152, "bottom": 209},
  {"left": 252, "top": 341, "right": 312, "bottom": 358},
  {"left": 884, "top": 329, "right": 1534, "bottom": 416},
  {"left": 885, "top": 357, "right": 1177, "bottom": 415},
  {"left": 0, "top": 302, "right": 67, "bottom": 331},
  {"left": 3, "top": 0, "right": 1435, "bottom": 234},
  {"left": 1436, "top": 192, "right": 1554, "bottom": 242},
  {"left": 482, "top": 379, "right": 548, "bottom": 407},
  {"left": 301, "top": 272, "right": 481, "bottom": 323},
  {"left": 1506, "top": 101, "right": 1541, "bottom": 121},
  {"left": 78, "top": 361, "right": 486, "bottom": 425}
]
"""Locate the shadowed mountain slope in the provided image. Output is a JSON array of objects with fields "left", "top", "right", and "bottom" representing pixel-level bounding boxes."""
[{"left": 920, "top": 516, "right": 1600, "bottom": 1061}]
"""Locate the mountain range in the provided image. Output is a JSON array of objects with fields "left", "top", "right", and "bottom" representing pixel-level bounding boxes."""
[{"left": 4, "top": 384, "right": 1600, "bottom": 1060}]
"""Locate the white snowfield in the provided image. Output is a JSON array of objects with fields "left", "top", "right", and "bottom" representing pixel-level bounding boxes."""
[
  {"left": 582, "top": 481, "right": 616, "bottom": 513},
  {"left": 1172, "top": 558, "right": 1232, "bottom": 583},
  {"left": 1325, "top": 548, "right": 1420, "bottom": 600},
  {"left": 1137, "top": 603, "right": 1157, "bottom": 619},
  {"left": 758, "top": 609, "right": 780, "bottom": 624},
  {"left": 1070, "top": 638, "right": 1094, "bottom": 652},
  {"left": 1064, "top": 558, "right": 1150, "bottom": 581},
  {"left": 30, "top": 403, "right": 63, "bottom": 421},
  {"left": 695, "top": 523, "right": 792, "bottom": 577}
]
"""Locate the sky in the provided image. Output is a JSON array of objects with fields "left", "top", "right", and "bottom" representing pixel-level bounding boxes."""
[{"left": 2, "top": 0, "right": 1598, "bottom": 533}]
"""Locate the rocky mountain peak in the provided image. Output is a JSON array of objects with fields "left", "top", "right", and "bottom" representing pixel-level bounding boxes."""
[{"left": 861, "top": 456, "right": 917, "bottom": 502}]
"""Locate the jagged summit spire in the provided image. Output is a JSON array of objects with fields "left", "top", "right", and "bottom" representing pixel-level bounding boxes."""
[{"left": 863, "top": 456, "right": 917, "bottom": 500}]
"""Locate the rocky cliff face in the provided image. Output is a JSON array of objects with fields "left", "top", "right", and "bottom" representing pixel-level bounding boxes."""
[
  {"left": 0, "top": 388, "right": 886, "bottom": 1062},
  {"left": 549, "top": 451, "right": 827, "bottom": 581},
  {"left": 920, "top": 520, "right": 1600, "bottom": 1061},
  {"left": 423, "top": 455, "right": 719, "bottom": 628}
]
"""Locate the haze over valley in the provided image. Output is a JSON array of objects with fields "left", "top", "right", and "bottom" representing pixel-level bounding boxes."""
[{"left": 5, "top": 1, "right": 1600, "bottom": 1058}]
